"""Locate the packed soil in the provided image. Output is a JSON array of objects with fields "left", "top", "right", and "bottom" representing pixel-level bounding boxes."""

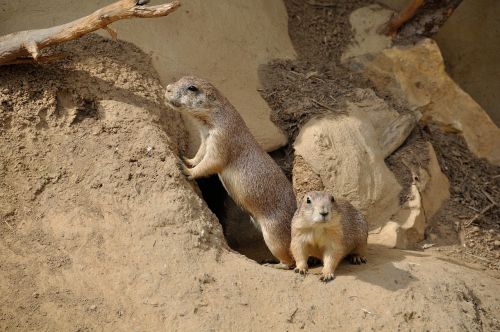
[
  {"left": 1, "top": 2, "right": 500, "bottom": 331},
  {"left": 260, "top": 0, "right": 373, "bottom": 142}
]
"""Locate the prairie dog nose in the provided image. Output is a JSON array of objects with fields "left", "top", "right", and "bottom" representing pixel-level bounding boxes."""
[{"left": 320, "top": 211, "right": 328, "bottom": 217}]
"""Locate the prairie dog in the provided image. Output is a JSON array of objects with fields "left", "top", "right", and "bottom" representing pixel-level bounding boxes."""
[
  {"left": 165, "top": 76, "right": 296, "bottom": 267},
  {"left": 291, "top": 191, "right": 368, "bottom": 282}
]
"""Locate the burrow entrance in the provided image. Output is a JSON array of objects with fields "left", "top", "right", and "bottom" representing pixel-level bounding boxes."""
[{"left": 196, "top": 175, "right": 274, "bottom": 263}]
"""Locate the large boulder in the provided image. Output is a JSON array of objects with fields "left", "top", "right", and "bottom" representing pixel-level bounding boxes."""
[
  {"left": 294, "top": 112, "right": 401, "bottom": 230},
  {"left": 293, "top": 91, "right": 402, "bottom": 231},
  {"left": 380, "top": 0, "right": 500, "bottom": 125},
  {"left": 351, "top": 39, "right": 500, "bottom": 165},
  {"left": 434, "top": 0, "right": 500, "bottom": 126},
  {"left": 293, "top": 90, "right": 449, "bottom": 248}
]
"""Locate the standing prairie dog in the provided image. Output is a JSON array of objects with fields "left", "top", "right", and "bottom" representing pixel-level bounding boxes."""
[
  {"left": 165, "top": 76, "right": 296, "bottom": 268},
  {"left": 291, "top": 191, "right": 368, "bottom": 282}
]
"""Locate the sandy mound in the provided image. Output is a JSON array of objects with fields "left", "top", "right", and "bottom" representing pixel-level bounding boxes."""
[
  {"left": 0, "top": 35, "right": 224, "bottom": 330},
  {"left": 1, "top": 1, "right": 500, "bottom": 330},
  {"left": 1, "top": 33, "right": 499, "bottom": 331}
]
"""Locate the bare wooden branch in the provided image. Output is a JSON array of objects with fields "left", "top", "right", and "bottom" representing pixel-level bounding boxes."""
[
  {"left": 6, "top": 53, "right": 67, "bottom": 65},
  {"left": 0, "top": 0, "right": 180, "bottom": 66},
  {"left": 383, "top": 0, "right": 425, "bottom": 36},
  {"left": 384, "top": 0, "right": 464, "bottom": 42}
]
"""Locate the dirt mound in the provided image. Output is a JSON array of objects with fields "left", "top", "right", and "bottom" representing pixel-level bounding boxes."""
[
  {"left": 1, "top": 3, "right": 499, "bottom": 331},
  {"left": 0, "top": 34, "right": 224, "bottom": 330}
]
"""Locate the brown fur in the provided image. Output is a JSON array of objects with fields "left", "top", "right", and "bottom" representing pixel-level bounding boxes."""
[
  {"left": 291, "top": 191, "right": 368, "bottom": 282},
  {"left": 165, "top": 76, "right": 296, "bottom": 266}
]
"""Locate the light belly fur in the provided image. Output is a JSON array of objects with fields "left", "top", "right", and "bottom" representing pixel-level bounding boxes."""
[{"left": 299, "top": 226, "right": 345, "bottom": 258}]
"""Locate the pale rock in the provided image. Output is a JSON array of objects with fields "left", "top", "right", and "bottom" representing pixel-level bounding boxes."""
[
  {"left": 434, "top": 0, "right": 500, "bottom": 126},
  {"left": 370, "top": 143, "right": 450, "bottom": 248},
  {"left": 293, "top": 109, "right": 402, "bottom": 231},
  {"left": 293, "top": 91, "right": 449, "bottom": 248},
  {"left": 352, "top": 39, "right": 500, "bottom": 165},
  {"left": 341, "top": 4, "right": 393, "bottom": 62},
  {"left": 416, "top": 142, "right": 450, "bottom": 221}
]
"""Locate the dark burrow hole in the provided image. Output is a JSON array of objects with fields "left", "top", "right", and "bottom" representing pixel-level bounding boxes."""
[
  {"left": 196, "top": 175, "right": 275, "bottom": 263},
  {"left": 72, "top": 98, "right": 99, "bottom": 124},
  {"left": 196, "top": 149, "right": 323, "bottom": 268}
]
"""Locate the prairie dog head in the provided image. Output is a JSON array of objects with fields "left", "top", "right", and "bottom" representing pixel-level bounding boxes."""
[
  {"left": 295, "top": 191, "right": 338, "bottom": 226},
  {"left": 164, "top": 76, "right": 221, "bottom": 120}
]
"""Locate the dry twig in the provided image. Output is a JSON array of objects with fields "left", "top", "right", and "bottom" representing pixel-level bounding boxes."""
[
  {"left": 2, "top": 219, "right": 13, "bottom": 230},
  {"left": 311, "top": 99, "right": 335, "bottom": 112},
  {"left": 480, "top": 188, "right": 497, "bottom": 206},
  {"left": 463, "top": 203, "right": 495, "bottom": 228},
  {"left": 383, "top": 0, "right": 425, "bottom": 36}
]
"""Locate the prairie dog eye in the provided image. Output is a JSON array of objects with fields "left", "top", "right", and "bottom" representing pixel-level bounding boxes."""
[
  {"left": 331, "top": 196, "right": 335, "bottom": 203},
  {"left": 187, "top": 85, "right": 199, "bottom": 92},
  {"left": 306, "top": 197, "right": 311, "bottom": 204}
]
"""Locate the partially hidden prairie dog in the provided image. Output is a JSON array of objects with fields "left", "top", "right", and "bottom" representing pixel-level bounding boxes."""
[
  {"left": 291, "top": 191, "right": 368, "bottom": 282},
  {"left": 164, "top": 76, "right": 296, "bottom": 267}
]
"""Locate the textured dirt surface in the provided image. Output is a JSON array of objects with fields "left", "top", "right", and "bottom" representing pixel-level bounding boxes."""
[
  {"left": 0, "top": 35, "right": 224, "bottom": 330},
  {"left": 1, "top": 3, "right": 500, "bottom": 331},
  {"left": 259, "top": 0, "right": 407, "bottom": 175},
  {"left": 261, "top": 0, "right": 499, "bottom": 270},
  {"left": 259, "top": 0, "right": 374, "bottom": 142},
  {"left": 424, "top": 125, "right": 500, "bottom": 271}
]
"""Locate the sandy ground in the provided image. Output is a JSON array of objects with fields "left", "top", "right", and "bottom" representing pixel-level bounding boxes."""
[
  {"left": 1, "top": 1, "right": 500, "bottom": 330},
  {"left": 0, "top": 34, "right": 499, "bottom": 332}
]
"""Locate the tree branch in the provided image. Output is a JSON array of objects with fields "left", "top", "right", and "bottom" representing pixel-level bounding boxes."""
[
  {"left": 381, "top": 0, "right": 464, "bottom": 43},
  {"left": 383, "top": 0, "right": 425, "bottom": 36},
  {"left": 0, "top": 0, "right": 181, "bottom": 66}
]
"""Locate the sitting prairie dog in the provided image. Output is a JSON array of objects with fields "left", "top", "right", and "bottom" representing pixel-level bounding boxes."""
[
  {"left": 164, "top": 76, "right": 296, "bottom": 268},
  {"left": 291, "top": 191, "right": 368, "bottom": 282}
]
